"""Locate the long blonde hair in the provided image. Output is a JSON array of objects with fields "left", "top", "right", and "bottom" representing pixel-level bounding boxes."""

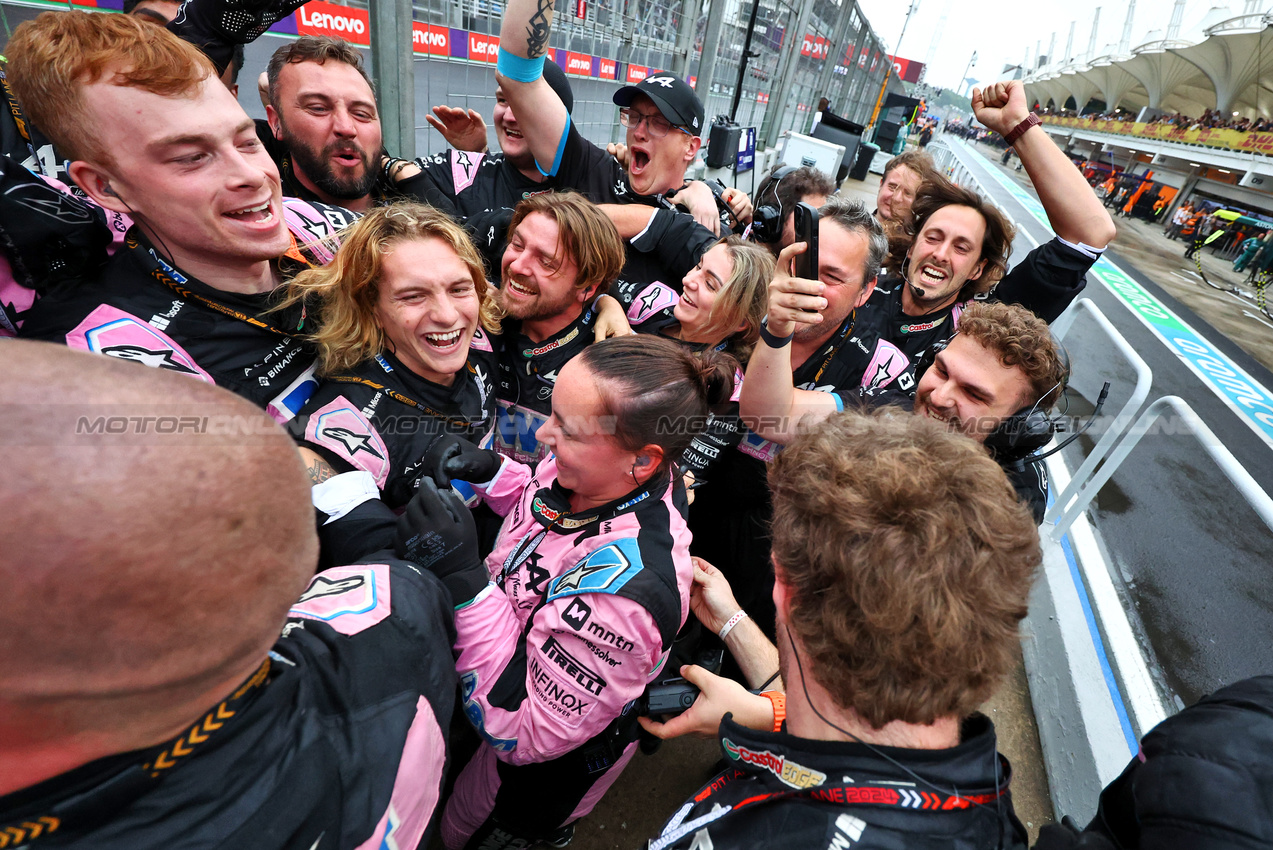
[
  {"left": 279, "top": 203, "right": 499, "bottom": 376},
  {"left": 693, "top": 235, "right": 774, "bottom": 365}
]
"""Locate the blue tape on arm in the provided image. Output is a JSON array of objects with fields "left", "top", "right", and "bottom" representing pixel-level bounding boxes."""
[
  {"left": 535, "top": 114, "right": 572, "bottom": 178},
  {"left": 832, "top": 392, "right": 846, "bottom": 412},
  {"left": 497, "top": 48, "right": 545, "bottom": 83}
]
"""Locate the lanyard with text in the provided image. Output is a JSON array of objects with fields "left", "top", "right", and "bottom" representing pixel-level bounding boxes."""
[
  {"left": 648, "top": 757, "right": 1009, "bottom": 850},
  {"left": 0, "top": 64, "right": 43, "bottom": 174},
  {"left": 132, "top": 234, "right": 305, "bottom": 337},
  {"left": 806, "top": 310, "right": 857, "bottom": 385},
  {"left": 323, "top": 367, "right": 481, "bottom": 431},
  {"left": 497, "top": 525, "right": 555, "bottom": 587}
]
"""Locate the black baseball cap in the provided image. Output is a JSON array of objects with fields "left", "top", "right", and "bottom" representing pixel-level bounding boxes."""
[{"left": 613, "top": 74, "right": 705, "bottom": 137}]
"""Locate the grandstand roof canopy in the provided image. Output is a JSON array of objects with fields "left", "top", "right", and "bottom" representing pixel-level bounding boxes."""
[{"left": 1023, "top": 9, "right": 1273, "bottom": 120}]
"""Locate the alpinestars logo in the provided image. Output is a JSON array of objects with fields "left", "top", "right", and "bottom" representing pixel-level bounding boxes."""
[
  {"left": 297, "top": 574, "right": 365, "bottom": 602},
  {"left": 322, "top": 426, "right": 385, "bottom": 459},
  {"left": 722, "top": 738, "right": 826, "bottom": 789},
  {"left": 100, "top": 344, "right": 197, "bottom": 374}
]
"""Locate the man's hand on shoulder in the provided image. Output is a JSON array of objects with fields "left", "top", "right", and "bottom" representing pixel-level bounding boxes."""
[{"left": 670, "top": 181, "right": 722, "bottom": 236}]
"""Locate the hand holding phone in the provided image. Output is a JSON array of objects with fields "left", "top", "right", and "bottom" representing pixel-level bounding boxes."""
[{"left": 793, "top": 202, "right": 819, "bottom": 281}]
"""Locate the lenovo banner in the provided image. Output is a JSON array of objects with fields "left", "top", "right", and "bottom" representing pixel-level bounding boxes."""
[
  {"left": 296, "top": 1, "right": 369, "bottom": 45},
  {"left": 411, "top": 22, "right": 449, "bottom": 56},
  {"left": 889, "top": 55, "right": 925, "bottom": 84}
]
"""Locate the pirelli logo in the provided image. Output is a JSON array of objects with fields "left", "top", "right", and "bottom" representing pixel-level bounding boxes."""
[{"left": 542, "top": 636, "right": 606, "bottom": 695}]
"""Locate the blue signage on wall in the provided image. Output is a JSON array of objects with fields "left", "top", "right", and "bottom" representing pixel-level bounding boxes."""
[{"left": 737, "top": 127, "right": 757, "bottom": 172}]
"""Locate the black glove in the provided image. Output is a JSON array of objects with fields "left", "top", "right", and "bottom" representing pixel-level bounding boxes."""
[
  {"left": 421, "top": 435, "right": 503, "bottom": 488},
  {"left": 396, "top": 478, "right": 488, "bottom": 607}
]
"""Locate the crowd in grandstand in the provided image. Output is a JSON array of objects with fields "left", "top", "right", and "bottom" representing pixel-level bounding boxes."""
[
  {"left": 3, "top": 0, "right": 1272, "bottom": 848},
  {"left": 1039, "top": 104, "right": 1273, "bottom": 132}
]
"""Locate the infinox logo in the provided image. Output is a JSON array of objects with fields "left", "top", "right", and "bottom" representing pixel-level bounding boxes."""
[
  {"left": 722, "top": 738, "right": 826, "bottom": 789},
  {"left": 297, "top": 2, "right": 367, "bottom": 38}
]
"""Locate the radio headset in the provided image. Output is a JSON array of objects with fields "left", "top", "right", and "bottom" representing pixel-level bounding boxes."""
[
  {"left": 913, "top": 332, "right": 1111, "bottom": 463},
  {"left": 750, "top": 165, "right": 799, "bottom": 244}
]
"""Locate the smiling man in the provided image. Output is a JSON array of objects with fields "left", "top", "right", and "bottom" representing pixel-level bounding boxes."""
[
  {"left": 8, "top": 11, "right": 319, "bottom": 420},
  {"left": 874, "top": 149, "right": 934, "bottom": 229},
  {"left": 856, "top": 80, "right": 1115, "bottom": 388},
  {"left": 490, "top": 192, "right": 626, "bottom": 464}
]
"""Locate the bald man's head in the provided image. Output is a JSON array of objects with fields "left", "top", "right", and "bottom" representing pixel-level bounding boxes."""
[{"left": 0, "top": 342, "right": 317, "bottom": 706}]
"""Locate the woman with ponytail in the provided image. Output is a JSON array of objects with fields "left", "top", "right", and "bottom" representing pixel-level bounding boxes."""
[{"left": 415, "top": 335, "right": 734, "bottom": 850}]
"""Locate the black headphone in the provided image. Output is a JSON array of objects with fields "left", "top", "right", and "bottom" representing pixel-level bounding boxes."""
[
  {"left": 913, "top": 331, "right": 1071, "bottom": 463},
  {"left": 750, "top": 165, "right": 799, "bottom": 244}
]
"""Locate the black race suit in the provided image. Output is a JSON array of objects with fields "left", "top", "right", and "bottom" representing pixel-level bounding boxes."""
[
  {"left": 16, "top": 228, "right": 321, "bottom": 422},
  {"left": 0, "top": 557, "right": 458, "bottom": 850},
  {"left": 648, "top": 715, "right": 1028, "bottom": 850},
  {"left": 856, "top": 237, "right": 1101, "bottom": 393},
  {"left": 293, "top": 341, "right": 498, "bottom": 508},
  {"left": 491, "top": 303, "right": 599, "bottom": 464}
]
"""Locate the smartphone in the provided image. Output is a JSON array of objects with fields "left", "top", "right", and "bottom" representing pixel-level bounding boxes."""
[{"left": 793, "top": 201, "right": 819, "bottom": 281}]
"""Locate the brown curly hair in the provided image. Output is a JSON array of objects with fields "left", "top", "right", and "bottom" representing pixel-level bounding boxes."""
[
  {"left": 769, "top": 409, "right": 1041, "bottom": 728},
  {"left": 957, "top": 301, "right": 1067, "bottom": 409},
  {"left": 884, "top": 174, "right": 1016, "bottom": 300}
]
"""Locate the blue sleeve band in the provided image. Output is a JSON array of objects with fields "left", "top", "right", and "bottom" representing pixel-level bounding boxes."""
[
  {"left": 497, "top": 48, "right": 545, "bottom": 83},
  {"left": 535, "top": 114, "right": 572, "bottom": 178},
  {"left": 832, "top": 393, "right": 846, "bottom": 412}
]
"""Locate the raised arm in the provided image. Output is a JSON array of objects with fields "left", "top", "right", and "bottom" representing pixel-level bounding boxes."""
[
  {"left": 496, "top": 0, "right": 571, "bottom": 177},
  {"left": 974, "top": 81, "right": 1116, "bottom": 249},
  {"left": 738, "top": 243, "right": 839, "bottom": 445}
]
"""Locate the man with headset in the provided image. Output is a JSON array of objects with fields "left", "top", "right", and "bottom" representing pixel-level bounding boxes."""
[
  {"left": 748, "top": 164, "right": 835, "bottom": 253},
  {"left": 640, "top": 408, "right": 1041, "bottom": 850},
  {"left": 743, "top": 298, "right": 1067, "bottom": 522}
]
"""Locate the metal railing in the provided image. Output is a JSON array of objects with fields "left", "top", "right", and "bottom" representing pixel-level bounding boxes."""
[
  {"left": 1046, "top": 298, "right": 1154, "bottom": 535},
  {"left": 1049, "top": 395, "right": 1273, "bottom": 539}
]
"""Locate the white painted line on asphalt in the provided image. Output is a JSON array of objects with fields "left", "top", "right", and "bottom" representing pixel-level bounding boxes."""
[
  {"left": 1243, "top": 310, "right": 1273, "bottom": 330},
  {"left": 1170, "top": 271, "right": 1198, "bottom": 283},
  {"left": 1047, "top": 456, "right": 1169, "bottom": 738}
]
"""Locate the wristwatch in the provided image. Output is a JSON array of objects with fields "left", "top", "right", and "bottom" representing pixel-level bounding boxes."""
[{"left": 1004, "top": 113, "right": 1041, "bottom": 146}]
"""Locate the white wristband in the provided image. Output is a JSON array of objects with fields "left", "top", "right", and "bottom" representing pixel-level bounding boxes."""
[{"left": 718, "top": 610, "right": 748, "bottom": 640}]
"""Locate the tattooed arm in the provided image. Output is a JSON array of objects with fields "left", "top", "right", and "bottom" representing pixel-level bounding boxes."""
[
  {"left": 496, "top": 0, "right": 572, "bottom": 177},
  {"left": 299, "top": 446, "right": 343, "bottom": 487}
]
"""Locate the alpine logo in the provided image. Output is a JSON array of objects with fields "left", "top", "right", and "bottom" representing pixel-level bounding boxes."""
[
  {"left": 646, "top": 75, "right": 675, "bottom": 88},
  {"left": 722, "top": 738, "right": 826, "bottom": 789}
]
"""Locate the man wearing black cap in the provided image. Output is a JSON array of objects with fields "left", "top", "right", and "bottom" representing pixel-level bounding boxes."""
[{"left": 493, "top": 0, "right": 746, "bottom": 290}]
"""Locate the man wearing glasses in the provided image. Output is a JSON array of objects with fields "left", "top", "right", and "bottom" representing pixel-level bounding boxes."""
[{"left": 493, "top": 0, "right": 749, "bottom": 290}]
